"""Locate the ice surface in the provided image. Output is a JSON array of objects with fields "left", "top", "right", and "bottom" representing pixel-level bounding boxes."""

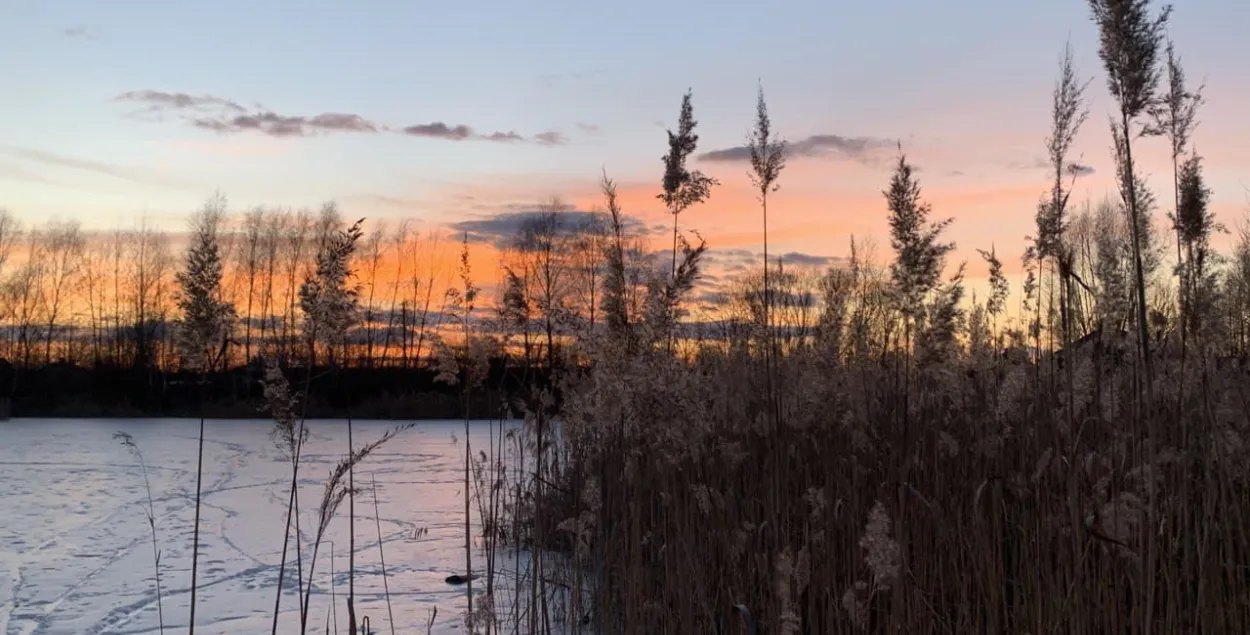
[{"left": 0, "top": 417, "right": 545, "bottom": 635}]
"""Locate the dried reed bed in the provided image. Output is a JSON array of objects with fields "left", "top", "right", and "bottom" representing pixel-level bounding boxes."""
[{"left": 537, "top": 331, "right": 1250, "bottom": 634}]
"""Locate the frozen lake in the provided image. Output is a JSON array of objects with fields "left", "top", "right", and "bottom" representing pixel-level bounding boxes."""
[{"left": 0, "top": 417, "right": 528, "bottom": 635}]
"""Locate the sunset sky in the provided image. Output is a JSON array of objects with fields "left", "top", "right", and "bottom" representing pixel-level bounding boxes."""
[{"left": 2, "top": 0, "right": 1249, "bottom": 301}]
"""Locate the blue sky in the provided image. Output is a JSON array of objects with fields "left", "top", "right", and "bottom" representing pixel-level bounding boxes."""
[{"left": 1, "top": 0, "right": 1247, "bottom": 276}]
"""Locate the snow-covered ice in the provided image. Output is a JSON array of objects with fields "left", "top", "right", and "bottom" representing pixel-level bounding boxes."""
[{"left": 0, "top": 417, "right": 531, "bottom": 635}]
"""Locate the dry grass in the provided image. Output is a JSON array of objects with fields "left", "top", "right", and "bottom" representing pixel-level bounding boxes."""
[{"left": 514, "top": 324, "right": 1250, "bottom": 634}]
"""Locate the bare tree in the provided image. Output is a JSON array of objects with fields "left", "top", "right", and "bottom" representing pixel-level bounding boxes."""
[
  {"left": 0, "top": 209, "right": 22, "bottom": 278},
  {"left": 381, "top": 221, "right": 409, "bottom": 367},
  {"left": 81, "top": 233, "right": 110, "bottom": 366},
  {"left": 109, "top": 227, "right": 127, "bottom": 365},
  {"left": 7, "top": 243, "right": 45, "bottom": 367},
  {"left": 39, "top": 220, "right": 86, "bottom": 364},
  {"left": 411, "top": 230, "right": 446, "bottom": 368},
  {"left": 405, "top": 232, "right": 427, "bottom": 368},
  {"left": 313, "top": 203, "right": 343, "bottom": 254},
  {"left": 281, "top": 210, "right": 314, "bottom": 363},
  {"left": 256, "top": 209, "right": 288, "bottom": 359},
  {"left": 509, "top": 198, "right": 578, "bottom": 370},
  {"left": 568, "top": 211, "right": 608, "bottom": 337},
  {"left": 128, "top": 218, "right": 173, "bottom": 371},
  {"left": 237, "top": 207, "right": 265, "bottom": 365},
  {"left": 359, "top": 221, "right": 387, "bottom": 366},
  {"left": 0, "top": 210, "right": 24, "bottom": 360}
]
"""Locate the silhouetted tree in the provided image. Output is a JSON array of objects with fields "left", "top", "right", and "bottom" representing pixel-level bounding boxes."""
[
  {"left": 280, "top": 210, "right": 313, "bottom": 362},
  {"left": 176, "top": 200, "right": 234, "bottom": 372},
  {"left": 509, "top": 197, "right": 576, "bottom": 371},
  {"left": 359, "top": 220, "right": 387, "bottom": 366},
  {"left": 258, "top": 209, "right": 287, "bottom": 359},
  {"left": 238, "top": 208, "right": 265, "bottom": 365},
  {"left": 128, "top": 219, "right": 173, "bottom": 371},
  {"left": 39, "top": 220, "right": 85, "bottom": 364}
]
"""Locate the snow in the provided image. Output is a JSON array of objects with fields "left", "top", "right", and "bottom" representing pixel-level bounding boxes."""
[{"left": 0, "top": 417, "right": 534, "bottom": 635}]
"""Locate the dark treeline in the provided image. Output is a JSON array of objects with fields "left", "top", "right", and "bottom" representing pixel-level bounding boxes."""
[
  {"left": 0, "top": 361, "right": 519, "bottom": 419},
  {"left": 0, "top": 202, "right": 459, "bottom": 374},
  {"left": 0, "top": 195, "right": 607, "bottom": 417}
]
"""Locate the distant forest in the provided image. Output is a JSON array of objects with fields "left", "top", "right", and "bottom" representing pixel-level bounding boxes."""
[{"left": 0, "top": 202, "right": 573, "bottom": 418}]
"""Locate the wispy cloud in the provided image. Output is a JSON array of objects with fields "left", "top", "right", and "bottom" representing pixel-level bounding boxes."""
[
  {"left": 118, "top": 89, "right": 385, "bottom": 138},
  {"left": 534, "top": 131, "right": 568, "bottom": 146},
  {"left": 1067, "top": 162, "right": 1096, "bottom": 176},
  {"left": 62, "top": 26, "right": 97, "bottom": 40},
  {"left": 0, "top": 147, "right": 186, "bottom": 189},
  {"left": 343, "top": 194, "right": 429, "bottom": 210},
  {"left": 700, "top": 134, "right": 896, "bottom": 166},
  {"left": 0, "top": 161, "right": 65, "bottom": 188},
  {"left": 449, "top": 208, "right": 653, "bottom": 250},
  {"left": 538, "top": 68, "right": 608, "bottom": 87},
  {"left": 778, "top": 251, "right": 838, "bottom": 267},
  {"left": 118, "top": 88, "right": 581, "bottom": 144},
  {"left": 703, "top": 247, "right": 841, "bottom": 270},
  {"left": 195, "top": 112, "right": 380, "bottom": 137},
  {"left": 402, "top": 122, "right": 567, "bottom": 145},
  {"left": 482, "top": 130, "right": 526, "bottom": 142},
  {"left": 1003, "top": 156, "right": 1097, "bottom": 177},
  {"left": 116, "top": 90, "right": 245, "bottom": 115},
  {"left": 402, "top": 122, "right": 476, "bottom": 141}
]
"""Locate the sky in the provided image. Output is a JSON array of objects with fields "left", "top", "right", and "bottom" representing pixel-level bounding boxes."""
[{"left": 2, "top": 0, "right": 1249, "bottom": 300}]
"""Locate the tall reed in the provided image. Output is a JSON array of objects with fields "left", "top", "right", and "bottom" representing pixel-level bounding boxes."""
[
  {"left": 369, "top": 474, "right": 397, "bottom": 635},
  {"left": 114, "top": 431, "right": 165, "bottom": 635},
  {"left": 299, "top": 424, "right": 413, "bottom": 634}
]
